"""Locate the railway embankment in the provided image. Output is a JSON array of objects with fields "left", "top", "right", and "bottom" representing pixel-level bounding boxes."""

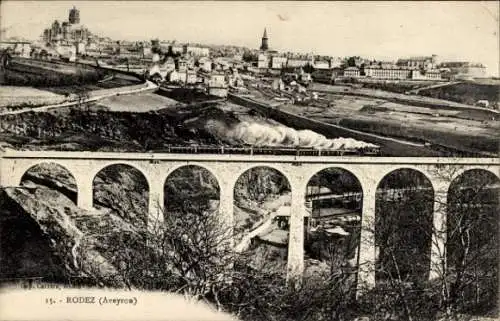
[
  {"left": 229, "top": 93, "right": 437, "bottom": 156},
  {"left": 228, "top": 93, "right": 498, "bottom": 157}
]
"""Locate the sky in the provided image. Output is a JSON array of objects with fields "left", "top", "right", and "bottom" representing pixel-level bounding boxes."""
[{"left": 1, "top": 1, "right": 499, "bottom": 76}]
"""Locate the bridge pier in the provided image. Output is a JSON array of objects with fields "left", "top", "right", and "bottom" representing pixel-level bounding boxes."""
[
  {"left": 429, "top": 179, "right": 448, "bottom": 280},
  {"left": 286, "top": 178, "right": 306, "bottom": 286},
  {"left": 76, "top": 173, "right": 94, "bottom": 211},
  {"left": 148, "top": 173, "right": 165, "bottom": 231},
  {"left": 357, "top": 184, "right": 377, "bottom": 295},
  {"left": 218, "top": 180, "right": 235, "bottom": 247}
]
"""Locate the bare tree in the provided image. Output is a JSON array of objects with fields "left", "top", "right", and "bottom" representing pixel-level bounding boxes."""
[
  {"left": 100, "top": 195, "right": 235, "bottom": 312},
  {"left": 357, "top": 166, "right": 499, "bottom": 321},
  {"left": 429, "top": 165, "right": 499, "bottom": 319},
  {"left": 101, "top": 193, "right": 364, "bottom": 321}
]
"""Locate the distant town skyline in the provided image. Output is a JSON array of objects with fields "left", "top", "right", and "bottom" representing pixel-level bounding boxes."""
[{"left": 1, "top": 1, "right": 499, "bottom": 76}]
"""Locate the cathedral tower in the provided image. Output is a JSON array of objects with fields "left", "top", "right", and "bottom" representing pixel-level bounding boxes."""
[{"left": 69, "top": 6, "right": 80, "bottom": 24}]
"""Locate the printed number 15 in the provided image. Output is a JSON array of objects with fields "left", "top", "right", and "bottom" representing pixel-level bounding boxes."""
[{"left": 45, "top": 298, "right": 56, "bottom": 305}]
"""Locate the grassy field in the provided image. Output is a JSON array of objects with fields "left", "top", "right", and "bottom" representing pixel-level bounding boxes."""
[
  {"left": 45, "top": 74, "right": 143, "bottom": 95},
  {"left": 95, "top": 92, "right": 182, "bottom": 112},
  {"left": 0, "top": 86, "right": 67, "bottom": 108},
  {"left": 0, "top": 86, "right": 63, "bottom": 99},
  {"left": 3, "top": 62, "right": 106, "bottom": 88},
  {"left": 3, "top": 61, "right": 142, "bottom": 96},
  {"left": 418, "top": 81, "right": 500, "bottom": 107},
  {"left": 245, "top": 88, "right": 499, "bottom": 155},
  {"left": 309, "top": 83, "right": 499, "bottom": 113},
  {"left": 319, "top": 95, "right": 499, "bottom": 153},
  {"left": 337, "top": 78, "right": 439, "bottom": 93}
]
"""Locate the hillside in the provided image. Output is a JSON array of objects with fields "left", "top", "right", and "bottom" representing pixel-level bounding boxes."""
[
  {"left": 0, "top": 104, "right": 232, "bottom": 151},
  {"left": 418, "top": 81, "right": 500, "bottom": 107}
]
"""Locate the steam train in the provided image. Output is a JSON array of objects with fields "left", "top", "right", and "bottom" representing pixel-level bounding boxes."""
[{"left": 154, "top": 145, "right": 381, "bottom": 156}]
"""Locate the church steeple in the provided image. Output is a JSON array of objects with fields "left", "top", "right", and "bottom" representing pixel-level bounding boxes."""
[{"left": 260, "top": 28, "right": 269, "bottom": 51}]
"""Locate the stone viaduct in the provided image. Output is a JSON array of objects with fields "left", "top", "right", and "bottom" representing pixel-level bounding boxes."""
[{"left": 0, "top": 150, "right": 498, "bottom": 291}]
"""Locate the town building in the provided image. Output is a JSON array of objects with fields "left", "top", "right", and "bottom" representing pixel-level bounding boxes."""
[
  {"left": 176, "top": 58, "right": 187, "bottom": 72},
  {"left": 209, "top": 73, "right": 226, "bottom": 87},
  {"left": 0, "top": 41, "right": 32, "bottom": 58},
  {"left": 363, "top": 64, "right": 442, "bottom": 81},
  {"left": 148, "top": 55, "right": 169, "bottom": 80},
  {"left": 226, "top": 69, "right": 243, "bottom": 87},
  {"left": 182, "top": 44, "right": 210, "bottom": 57},
  {"left": 396, "top": 55, "right": 438, "bottom": 70},
  {"left": 257, "top": 53, "right": 269, "bottom": 69},
  {"left": 198, "top": 57, "right": 212, "bottom": 72},
  {"left": 313, "top": 60, "right": 330, "bottom": 70},
  {"left": 411, "top": 69, "right": 442, "bottom": 80},
  {"left": 208, "top": 72, "right": 228, "bottom": 97},
  {"left": 213, "top": 57, "right": 232, "bottom": 71},
  {"left": 163, "top": 57, "right": 176, "bottom": 73},
  {"left": 166, "top": 70, "right": 180, "bottom": 83},
  {"left": 364, "top": 65, "right": 412, "bottom": 80},
  {"left": 170, "top": 45, "right": 184, "bottom": 54},
  {"left": 167, "top": 69, "right": 197, "bottom": 85},
  {"left": 343, "top": 66, "right": 361, "bottom": 77},
  {"left": 55, "top": 44, "right": 77, "bottom": 61},
  {"left": 184, "top": 70, "right": 198, "bottom": 84},
  {"left": 287, "top": 58, "right": 312, "bottom": 68},
  {"left": 311, "top": 68, "right": 342, "bottom": 84},
  {"left": 329, "top": 57, "right": 343, "bottom": 68},
  {"left": 271, "top": 56, "right": 287, "bottom": 69},
  {"left": 143, "top": 46, "right": 152, "bottom": 57},
  {"left": 184, "top": 56, "right": 196, "bottom": 69}
]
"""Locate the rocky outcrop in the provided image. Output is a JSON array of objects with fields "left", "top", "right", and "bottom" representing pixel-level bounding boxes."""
[
  {"left": 1, "top": 161, "right": 171, "bottom": 287},
  {"left": 0, "top": 186, "right": 127, "bottom": 287},
  {"left": 92, "top": 165, "right": 149, "bottom": 227}
]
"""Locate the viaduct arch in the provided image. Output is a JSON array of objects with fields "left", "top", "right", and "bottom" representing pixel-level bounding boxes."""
[
  {"left": 20, "top": 162, "right": 78, "bottom": 205},
  {"left": 163, "top": 164, "right": 221, "bottom": 215},
  {"left": 375, "top": 168, "right": 435, "bottom": 282},
  {"left": 92, "top": 163, "right": 150, "bottom": 224},
  {"left": 1, "top": 150, "right": 498, "bottom": 292}
]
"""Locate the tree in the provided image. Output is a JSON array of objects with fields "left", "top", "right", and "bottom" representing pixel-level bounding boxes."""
[
  {"left": 65, "top": 69, "right": 90, "bottom": 112},
  {"left": 149, "top": 72, "right": 163, "bottom": 85},
  {"left": 151, "top": 38, "right": 162, "bottom": 55},
  {"left": 95, "top": 185, "right": 234, "bottom": 308},
  {"left": 99, "top": 188, "right": 363, "bottom": 320},
  {"left": 303, "top": 63, "right": 314, "bottom": 74},
  {"left": 346, "top": 57, "right": 358, "bottom": 67},
  {"left": 242, "top": 51, "right": 257, "bottom": 63},
  {"left": 356, "top": 166, "right": 499, "bottom": 321},
  {"left": 50, "top": 164, "right": 497, "bottom": 321},
  {"left": 432, "top": 166, "right": 499, "bottom": 318}
]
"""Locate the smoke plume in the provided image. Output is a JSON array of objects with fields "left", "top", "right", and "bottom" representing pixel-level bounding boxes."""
[{"left": 205, "top": 120, "right": 378, "bottom": 150}]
